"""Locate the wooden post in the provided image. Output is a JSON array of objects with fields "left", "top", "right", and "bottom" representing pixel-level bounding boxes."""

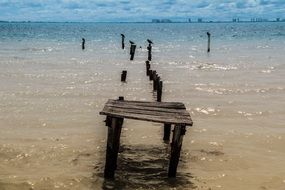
[
  {"left": 82, "top": 38, "right": 85, "bottom": 50},
  {"left": 121, "top": 70, "right": 127, "bottom": 82},
  {"left": 149, "top": 70, "right": 153, "bottom": 80},
  {"left": 153, "top": 74, "right": 157, "bottom": 91},
  {"left": 207, "top": 32, "right": 211, "bottom": 53},
  {"left": 104, "top": 117, "right": 124, "bottom": 179},
  {"left": 147, "top": 43, "right": 152, "bottom": 61},
  {"left": 163, "top": 124, "right": 171, "bottom": 141},
  {"left": 148, "top": 70, "right": 152, "bottom": 80},
  {"left": 146, "top": 61, "right": 150, "bottom": 76},
  {"left": 147, "top": 39, "right": 153, "bottom": 61},
  {"left": 130, "top": 44, "right": 136, "bottom": 61},
  {"left": 121, "top": 34, "right": 125, "bottom": 49},
  {"left": 154, "top": 75, "right": 160, "bottom": 91},
  {"left": 118, "top": 96, "right": 124, "bottom": 124},
  {"left": 157, "top": 81, "right": 163, "bottom": 102},
  {"left": 105, "top": 116, "right": 111, "bottom": 126},
  {"left": 168, "top": 125, "right": 186, "bottom": 177}
]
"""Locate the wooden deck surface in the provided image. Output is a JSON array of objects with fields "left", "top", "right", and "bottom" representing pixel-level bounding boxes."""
[{"left": 100, "top": 99, "right": 193, "bottom": 126}]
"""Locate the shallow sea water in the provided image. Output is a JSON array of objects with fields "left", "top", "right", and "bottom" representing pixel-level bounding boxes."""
[{"left": 0, "top": 22, "right": 285, "bottom": 190}]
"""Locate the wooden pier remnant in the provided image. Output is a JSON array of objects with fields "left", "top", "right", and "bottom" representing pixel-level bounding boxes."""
[
  {"left": 146, "top": 61, "right": 150, "bottom": 76},
  {"left": 163, "top": 124, "right": 171, "bottom": 141},
  {"left": 100, "top": 99, "right": 193, "bottom": 178},
  {"left": 130, "top": 42, "right": 136, "bottom": 61},
  {"left": 121, "top": 70, "right": 127, "bottom": 82},
  {"left": 147, "top": 39, "right": 153, "bottom": 61},
  {"left": 168, "top": 125, "right": 186, "bottom": 177},
  {"left": 153, "top": 75, "right": 160, "bottom": 91},
  {"left": 82, "top": 38, "right": 85, "bottom": 50},
  {"left": 149, "top": 70, "right": 153, "bottom": 80},
  {"left": 157, "top": 81, "right": 163, "bottom": 102},
  {"left": 121, "top": 34, "right": 125, "bottom": 49},
  {"left": 207, "top": 32, "right": 211, "bottom": 52}
]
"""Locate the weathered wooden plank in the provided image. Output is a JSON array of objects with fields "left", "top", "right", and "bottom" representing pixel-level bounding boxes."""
[
  {"left": 102, "top": 106, "right": 191, "bottom": 119},
  {"left": 105, "top": 103, "right": 189, "bottom": 115},
  {"left": 100, "top": 108, "right": 193, "bottom": 126},
  {"left": 107, "top": 100, "right": 186, "bottom": 109},
  {"left": 100, "top": 99, "right": 193, "bottom": 125}
]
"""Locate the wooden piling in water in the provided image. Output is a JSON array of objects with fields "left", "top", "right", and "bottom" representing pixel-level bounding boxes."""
[
  {"left": 146, "top": 61, "right": 150, "bottom": 76},
  {"left": 130, "top": 44, "right": 136, "bottom": 61},
  {"left": 148, "top": 70, "right": 153, "bottom": 80},
  {"left": 157, "top": 81, "right": 163, "bottom": 102},
  {"left": 153, "top": 74, "right": 157, "bottom": 91},
  {"left": 207, "top": 32, "right": 211, "bottom": 53},
  {"left": 157, "top": 76, "right": 161, "bottom": 91},
  {"left": 168, "top": 125, "right": 186, "bottom": 177},
  {"left": 148, "top": 70, "right": 152, "bottom": 80},
  {"left": 104, "top": 97, "right": 124, "bottom": 179},
  {"left": 147, "top": 39, "right": 153, "bottom": 61},
  {"left": 121, "top": 34, "right": 125, "bottom": 49},
  {"left": 104, "top": 116, "right": 124, "bottom": 179},
  {"left": 163, "top": 124, "right": 171, "bottom": 141},
  {"left": 82, "top": 38, "right": 85, "bottom": 50},
  {"left": 151, "top": 70, "right": 156, "bottom": 80},
  {"left": 154, "top": 75, "right": 160, "bottom": 91},
  {"left": 147, "top": 43, "right": 152, "bottom": 61},
  {"left": 121, "top": 70, "right": 127, "bottom": 82}
]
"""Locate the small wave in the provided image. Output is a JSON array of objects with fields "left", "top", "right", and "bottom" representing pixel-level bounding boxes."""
[
  {"left": 271, "top": 32, "right": 285, "bottom": 37},
  {"left": 260, "top": 66, "right": 275, "bottom": 74},
  {"left": 20, "top": 47, "right": 53, "bottom": 52},
  {"left": 195, "top": 86, "right": 284, "bottom": 95},
  {"left": 237, "top": 111, "right": 267, "bottom": 118},
  {"left": 193, "top": 63, "right": 237, "bottom": 71},
  {"left": 193, "top": 107, "right": 220, "bottom": 115}
]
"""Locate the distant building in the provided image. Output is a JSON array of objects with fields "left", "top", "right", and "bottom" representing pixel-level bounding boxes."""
[
  {"left": 161, "top": 19, "right": 172, "bottom": 23},
  {"left": 152, "top": 19, "right": 172, "bottom": 23},
  {"left": 233, "top": 18, "right": 240, "bottom": 22},
  {"left": 276, "top": 18, "right": 280, "bottom": 22},
  {"left": 198, "top": 18, "right": 203, "bottom": 23},
  {"left": 256, "top": 18, "right": 266, "bottom": 22},
  {"left": 152, "top": 19, "right": 160, "bottom": 23},
  {"left": 188, "top": 18, "right": 192, "bottom": 23}
]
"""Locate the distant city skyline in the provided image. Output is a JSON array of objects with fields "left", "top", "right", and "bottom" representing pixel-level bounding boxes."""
[{"left": 0, "top": 0, "right": 284, "bottom": 22}]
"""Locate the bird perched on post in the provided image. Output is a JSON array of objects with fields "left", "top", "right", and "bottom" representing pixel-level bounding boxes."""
[
  {"left": 207, "top": 32, "right": 211, "bottom": 36},
  {"left": 147, "top": 39, "right": 153, "bottom": 44},
  {"left": 121, "top": 34, "right": 125, "bottom": 38}
]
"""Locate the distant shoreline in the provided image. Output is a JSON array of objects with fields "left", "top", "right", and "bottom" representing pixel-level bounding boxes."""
[{"left": 1, "top": 21, "right": 285, "bottom": 24}]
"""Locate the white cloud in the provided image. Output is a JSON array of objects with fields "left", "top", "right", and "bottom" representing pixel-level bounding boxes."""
[{"left": 0, "top": 0, "right": 284, "bottom": 21}]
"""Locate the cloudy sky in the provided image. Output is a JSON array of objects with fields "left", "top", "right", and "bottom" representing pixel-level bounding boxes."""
[{"left": 0, "top": 0, "right": 284, "bottom": 22}]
